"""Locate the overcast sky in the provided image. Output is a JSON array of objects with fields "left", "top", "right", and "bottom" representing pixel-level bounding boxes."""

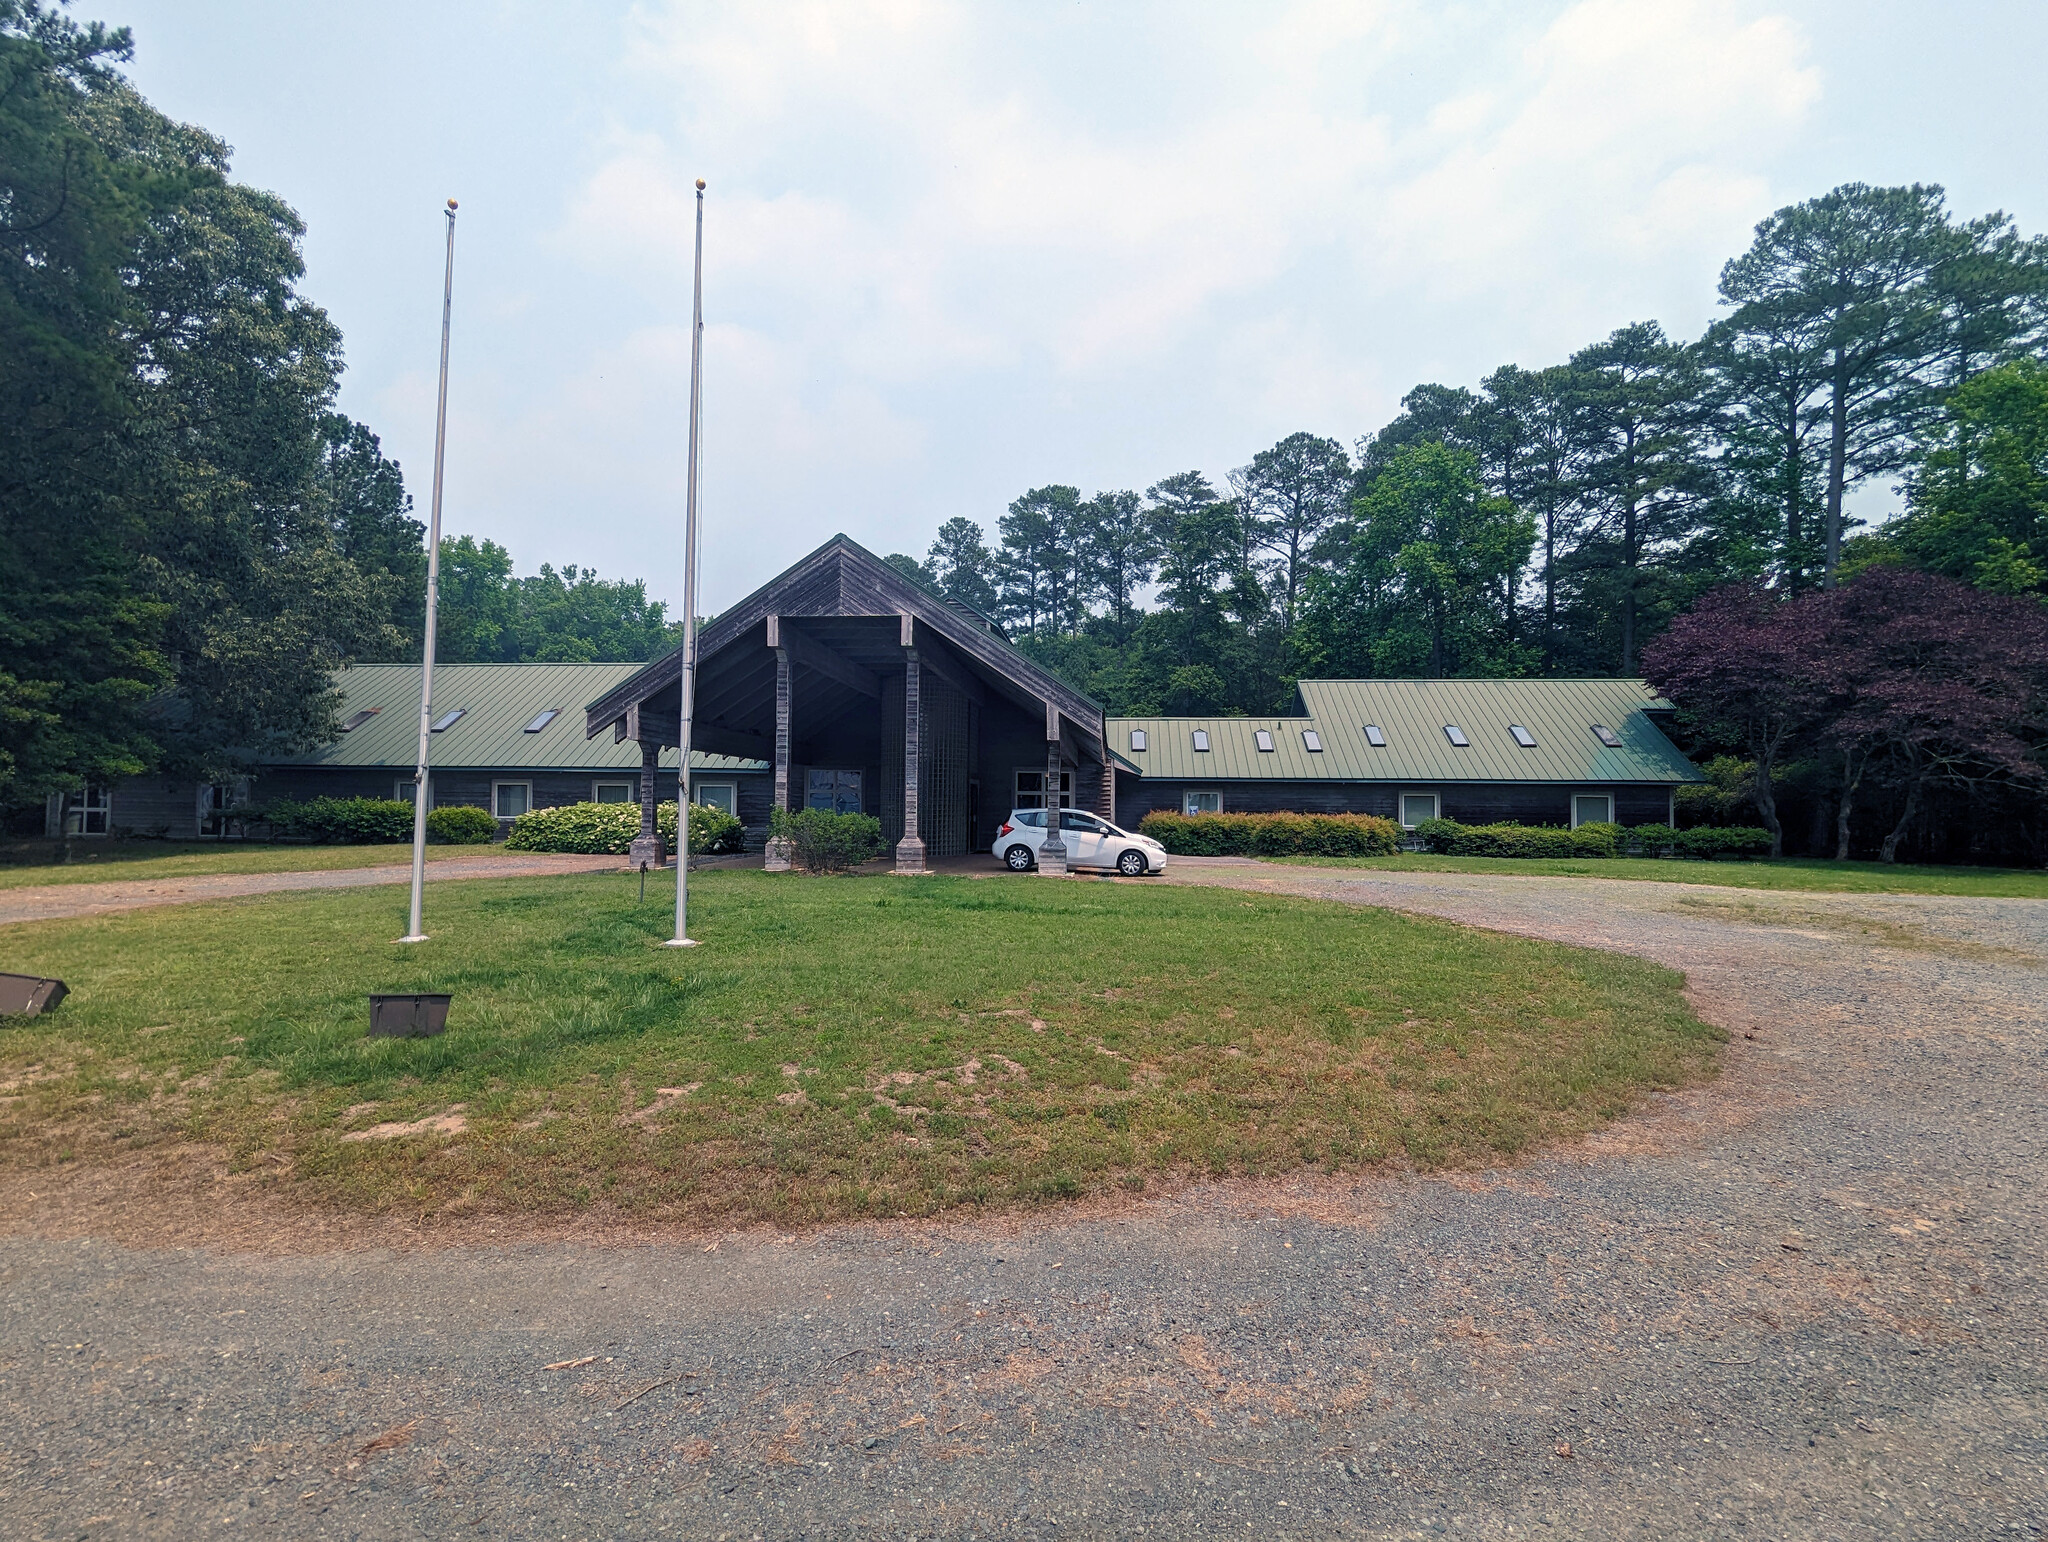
[{"left": 107, "top": 0, "right": 2048, "bottom": 612}]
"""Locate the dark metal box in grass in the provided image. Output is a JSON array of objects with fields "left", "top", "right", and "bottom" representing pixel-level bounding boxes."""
[
  {"left": 367, "top": 993, "right": 451, "bottom": 1038},
  {"left": 0, "top": 974, "right": 67, "bottom": 1019}
]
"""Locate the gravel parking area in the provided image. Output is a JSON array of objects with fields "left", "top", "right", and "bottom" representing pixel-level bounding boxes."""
[
  {"left": 1, "top": 865, "right": 2042, "bottom": 1539},
  {"left": 0, "top": 851, "right": 621, "bottom": 926}
]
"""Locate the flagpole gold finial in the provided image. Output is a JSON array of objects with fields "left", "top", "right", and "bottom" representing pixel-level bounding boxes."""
[
  {"left": 695, "top": 179, "right": 706, "bottom": 191},
  {"left": 446, "top": 198, "right": 458, "bottom": 211}
]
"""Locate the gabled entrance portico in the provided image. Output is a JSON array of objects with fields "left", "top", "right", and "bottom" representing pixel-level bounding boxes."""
[{"left": 584, "top": 535, "right": 1110, "bottom": 873}]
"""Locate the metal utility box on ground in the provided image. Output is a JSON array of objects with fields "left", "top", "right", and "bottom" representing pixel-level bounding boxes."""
[
  {"left": 367, "top": 993, "right": 451, "bottom": 1038},
  {"left": 0, "top": 974, "right": 67, "bottom": 1018}
]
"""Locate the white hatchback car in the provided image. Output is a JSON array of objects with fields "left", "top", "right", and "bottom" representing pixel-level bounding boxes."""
[{"left": 992, "top": 808, "right": 1168, "bottom": 875}]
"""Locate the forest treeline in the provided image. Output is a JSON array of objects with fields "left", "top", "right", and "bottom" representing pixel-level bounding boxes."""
[
  {"left": 0, "top": 4, "right": 675, "bottom": 809},
  {"left": 888, "top": 188, "right": 2048, "bottom": 718}
]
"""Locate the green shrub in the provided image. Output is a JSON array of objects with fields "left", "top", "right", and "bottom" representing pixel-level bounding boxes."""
[
  {"left": 1673, "top": 825, "right": 1771, "bottom": 859},
  {"left": 1625, "top": 823, "right": 1679, "bottom": 856},
  {"left": 1571, "top": 822, "right": 1621, "bottom": 858},
  {"left": 503, "top": 800, "right": 745, "bottom": 857},
  {"left": 1410, "top": 816, "right": 1463, "bottom": 853},
  {"left": 769, "top": 807, "right": 886, "bottom": 872},
  {"left": 260, "top": 796, "right": 416, "bottom": 844},
  {"left": 1136, "top": 810, "right": 1399, "bottom": 857},
  {"left": 426, "top": 805, "right": 497, "bottom": 844}
]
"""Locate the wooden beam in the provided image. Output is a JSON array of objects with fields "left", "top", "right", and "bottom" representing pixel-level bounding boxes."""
[
  {"left": 1046, "top": 698, "right": 1061, "bottom": 741},
  {"left": 913, "top": 639, "right": 987, "bottom": 707},
  {"left": 780, "top": 625, "right": 881, "bottom": 699},
  {"left": 765, "top": 613, "right": 779, "bottom": 647},
  {"left": 900, "top": 611, "right": 915, "bottom": 648}
]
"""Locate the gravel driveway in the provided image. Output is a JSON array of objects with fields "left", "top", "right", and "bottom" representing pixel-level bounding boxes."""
[
  {"left": 0, "top": 851, "right": 621, "bottom": 926},
  {"left": 2, "top": 865, "right": 2043, "bottom": 1540}
]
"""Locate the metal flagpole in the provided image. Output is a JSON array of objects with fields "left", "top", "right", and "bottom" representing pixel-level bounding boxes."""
[
  {"left": 399, "top": 199, "right": 459, "bottom": 944},
  {"left": 667, "top": 179, "right": 706, "bottom": 948}
]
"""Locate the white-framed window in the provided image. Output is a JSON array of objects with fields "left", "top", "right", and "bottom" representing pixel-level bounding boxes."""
[
  {"left": 493, "top": 781, "right": 532, "bottom": 819},
  {"left": 1302, "top": 730, "right": 1323, "bottom": 752},
  {"left": 1254, "top": 729, "right": 1275, "bottom": 753},
  {"left": 1398, "top": 792, "right": 1439, "bottom": 829},
  {"left": 593, "top": 780, "right": 634, "bottom": 804},
  {"left": 395, "top": 778, "right": 417, "bottom": 804},
  {"left": 197, "top": 782, "right": 240, "bottom": 838},
  {"left": 1129, "top": 728, "right": 1147, "bottom": 752},
  {"left": 62, "top": 786, "right": 111, "bottom": 836},
  {"left": 1015, "top": 770, "right": 1072, "bottom": 810},
  {"left": 1191, "top": 729, "right": 1211, "bottom": 752},
  {"left": 1571, "top": 793, "right": 1615, "bottom": 828},
  {"left": 1184, "top": 789, "right": 1222, "bottom": 816},
  {"left": 694, "top": 781, "right": 737, "bottom": 814}
]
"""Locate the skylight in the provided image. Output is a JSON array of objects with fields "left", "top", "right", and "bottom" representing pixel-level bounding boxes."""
[
  {"left": 430, "top": 708, "right": 465, "bottom": 732},
  {"left": 1591, "top": 723, "right": 1623, "bottom": 748},
  {"left": 1254, "top": 729, "right": 1275, "bottom": 752},
  {"left": 339, "top": 708, "right": 380, "bottom": 732},
  {"left": 1129, "top": 729, "right": 1147, "bottom": 752},
  {"left": 1443, "top": 724, "right": 1470, "bottom": 747},
  {"left": 1363, "top": 724, "right": 1386, "bottom": 747},
  {"left": 523, "top": 708, "right": 560, "bottom": 733},
  {"left": 1510, "top": 724, "right": 1537, "bottom": 748},
  {"left": 1302, "top": 730, "right": 1323, "bottom": 752},
  {"left": 1192, "top": 729, "right": 1211, "bottom": 752}
]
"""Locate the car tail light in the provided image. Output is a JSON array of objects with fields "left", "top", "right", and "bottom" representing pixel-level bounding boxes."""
[{"left": 998, "top": 822, "right": 1013, "bottom": 836}]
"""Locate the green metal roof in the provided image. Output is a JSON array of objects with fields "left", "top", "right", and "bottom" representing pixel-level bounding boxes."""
[
  {"left": 274, "top": 663, "right": 768, "bottom": 773},
  {"left": 1110, "top": 679, "right": 1701, "bottom": 784}
]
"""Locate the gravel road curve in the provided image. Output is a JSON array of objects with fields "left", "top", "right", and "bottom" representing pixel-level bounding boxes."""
[
  {"left": 2, "top": 864, "right": 2043, "bottom": 1540},
  {"left": 0, "top": 852, "right": 622, "bottom": 926}
]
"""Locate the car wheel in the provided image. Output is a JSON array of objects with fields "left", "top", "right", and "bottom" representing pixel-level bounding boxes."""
[
  {"left": 1004, "top": 844, "right": 1036, "bottom": 872},
  {"left": 1116, "top": 849, "right": 1148, "bottom": 876}
]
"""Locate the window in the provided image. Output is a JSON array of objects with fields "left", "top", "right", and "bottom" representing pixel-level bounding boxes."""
[
  {"left": 493, "top": 782, "right": 531, "bottom": 818},
  {"left": 1015, "top": 770, "right": 1073, "bottom": 810},
  {"left": 1302, "top": 730, "right": 1323, "bottom": 752},
  {"left": 593, "top": 780, "right": 634, "bottom": 804},
  {"left": 62, "top": 786, "right": 111, "bottom": 836},
  {"left": 1129, "top": 728, "right": 1147, "bottom": 752},
  {"left": 1510, "top": 724, "right": 1537, "bottom": 749},
  {"left": 1572, "top": 793, "right": 1614, "bottom": 828},
  {"left": 394, "top": 778, "right": 416, "bottom": 804},
  {"left": 1443, "top": 724, "right": 1470, "bottom": 747},
  {"left": 1590, "top": 723, "right": 1623, "bottom": 748},
  {"left": 1254, "top": 729, "right": 1275, "bottom": 753},
  {"left": 523, "top": 708, "right": 559, "bottom": 733},
  {"left": 1184, "top": 790, "right": 1222, "bottom": 816},
  {"left": 198, "top": 783, "right": 238, "bottom": 838},
  {"left": 807, "top": 769, "right": 864, "bottom": 814},
  {"left": 1363, "top": 724, "right": 1386, "bottom": 748},
  {"left": 339, "top": 708, "right": 380, "bottom": 732},
  {"left": 1061, "top": 812, "right": 1105, "bottom": 834},
  {"left": 695, "top": 781, "right": 737, "bottom": 815},
  {"left": 1191, "top": 730, "right": 1211, "bottom": 752},
  {"left": 430, "top": 708, "right": 465, "bottom": 732},
  {"left": 1011, "top": 809, "right": 1046, "bottom": 828},
  {"left": 1398, "top": 792, "right": 1439, "bottom": 829}
]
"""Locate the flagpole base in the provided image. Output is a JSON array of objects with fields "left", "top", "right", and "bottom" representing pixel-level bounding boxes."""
[
  {"left": 662, "top": 937, "right": 701, "bottom": 948},
  {"left": 395, "top": 934, "right": 430, "bottom": 944}
]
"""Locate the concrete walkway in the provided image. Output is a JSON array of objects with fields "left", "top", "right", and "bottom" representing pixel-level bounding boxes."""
[
  {"left": 2, "top": 867, "right": 2044, "bottom": 1538},
  {"left": 0, "top": 851, "right": 622, "bottom": 926}
]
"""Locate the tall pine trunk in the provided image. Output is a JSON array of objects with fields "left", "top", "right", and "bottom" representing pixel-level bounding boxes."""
[{"left": 1620, "top": 495, "right": 1638, "bottom": 675}]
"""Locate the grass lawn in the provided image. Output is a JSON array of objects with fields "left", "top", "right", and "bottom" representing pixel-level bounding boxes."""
[
  {"left": 0, "top": 869, "right": 1719, "bottom": 1227},
  {"left": 0, "top": 841, "right": 518, "bottom": 890},
  {"left": 1268, "top": 852, "right": 2048, "bottom": 898}
]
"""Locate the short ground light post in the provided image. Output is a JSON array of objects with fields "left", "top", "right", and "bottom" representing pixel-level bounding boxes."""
[{"left": 398, "top": 199, "right": 459, "bottom": 945}]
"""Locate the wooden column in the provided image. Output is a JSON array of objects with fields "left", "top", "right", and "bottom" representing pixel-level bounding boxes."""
[
  {"left": 628, "top": 738, "right": 664, "bottom": 867},
  {"left": 765, "top": 641, "right": 792, "bottom": 871},
  {"left": 1038, "top": 699, "right": 1067, "bottom": 876},
  {"left": 895, "top": 644, "right": 928, "bottom": 873}
]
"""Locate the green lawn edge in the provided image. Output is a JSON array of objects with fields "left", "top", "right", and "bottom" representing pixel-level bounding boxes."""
[
  {"left": 0, "top": 842, "right": 525, "bottom": 890},
  {"left": 1263, "top": 852, "right": 2048, "bottom": 898}
]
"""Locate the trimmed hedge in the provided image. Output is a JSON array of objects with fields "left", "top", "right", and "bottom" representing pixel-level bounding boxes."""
[
  {"left": 1414, "top": 817, "right": 1772, "bottom": 861},
  {"left": 1136, "top": 810, "right": 1400, "bottom": 857},
  {"left": 769, "top": 807, "right": 887, "bottom": 872},
  {"left": 504, "top": 801, "right": 743, "bottom": 856},
  {"left": 260, "top": 797, "right": 415, "bottom": 844},
  {"left": 426, "top": 805, "right": 497, "bottom": 844}
]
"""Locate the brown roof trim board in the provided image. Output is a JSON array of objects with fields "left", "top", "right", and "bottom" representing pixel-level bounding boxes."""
[{"left": 584, "top": 534, "right": 1106, "bottom": 752}]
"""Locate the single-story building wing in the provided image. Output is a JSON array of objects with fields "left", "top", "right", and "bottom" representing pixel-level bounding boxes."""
[{"left": 1108, "top": 677, "right": 1700, "bottom": 831}]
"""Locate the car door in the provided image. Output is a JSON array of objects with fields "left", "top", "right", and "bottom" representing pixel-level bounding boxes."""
[{"left": 1056, "top": 811, "right": 1106, "bottom": 867}]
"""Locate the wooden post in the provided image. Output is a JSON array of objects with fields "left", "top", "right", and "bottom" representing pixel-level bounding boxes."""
[
  {"left": 628, "top": 739, "right": 664, "bottom": 867},
  {"left": 765, "top": 644, "right": 792, "bottom": 870},
  {"left": 895, "top": 648, "right": 928, "bottom": 873},
  {"left": 1039, "top": 699, "right": 1067, "bottom": 877}
]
